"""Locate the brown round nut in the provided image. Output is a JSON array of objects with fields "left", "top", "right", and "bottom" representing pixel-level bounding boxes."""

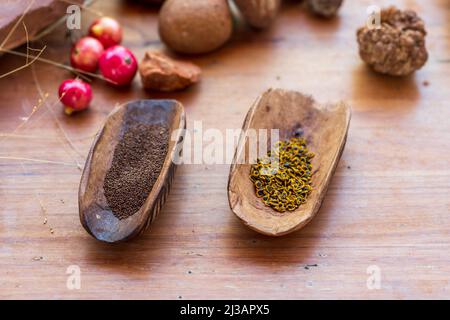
[
  {"left": 306, "top": 0, "right": 343, "bottom": 18},
  {"left": 234, "top": 0, "right": 281, "bottom": 29},
  {"left": 158, "top": 0, "right": 233, "bottom": 54},
  {"left": 357, "top": 6, "right": 428, "bottom": 76},
  {"left": 139, "top": 51, "right": 201, "bottom": 92}
]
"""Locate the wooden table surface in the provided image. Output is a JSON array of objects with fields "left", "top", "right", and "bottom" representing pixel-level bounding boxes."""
[{"left": 0, "top": 0, "right": 449, "bottom": 299}]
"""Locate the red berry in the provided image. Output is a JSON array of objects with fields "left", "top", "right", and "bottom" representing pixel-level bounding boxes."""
[
  {"left": 89, "top": 17, "right": 123, "bottom": 49},
  {"left": 99, "top": 46, "right": 137, "bottom": 86},
  {"left": 70, "top": 37, "right": 104, "bottom": 73},
  {"left": 58, "top": 79, "right": 92, "bottom": 115}
]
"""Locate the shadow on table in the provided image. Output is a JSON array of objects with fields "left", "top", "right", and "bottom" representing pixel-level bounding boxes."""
[
  {"left": 120, "top": 0, "right": 162, "bottom": 12},
  {"left": 351, "top": 64, "right": 421, "bottom": 104},
  {"left": 80, "top": 210, "right": 183, "bottom": 276},
  {"left": 79, "top": 170, "right": 345, "bottom": 274},
  {"left": 222, "top": 169, "right": 347, "bottom": 268}
]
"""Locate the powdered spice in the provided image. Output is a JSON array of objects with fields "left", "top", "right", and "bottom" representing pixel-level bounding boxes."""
[{"left": 104, "top": 122, "right": 169, "bottom": 220}]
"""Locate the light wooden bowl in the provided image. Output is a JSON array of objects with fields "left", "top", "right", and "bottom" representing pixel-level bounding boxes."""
[{"left": 228, "top": 88, "right": 351, "bottom": 236}]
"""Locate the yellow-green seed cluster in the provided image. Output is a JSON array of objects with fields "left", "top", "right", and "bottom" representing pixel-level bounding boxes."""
[{"left": 250, "top": 137, "right": 314, "bottom": 213}]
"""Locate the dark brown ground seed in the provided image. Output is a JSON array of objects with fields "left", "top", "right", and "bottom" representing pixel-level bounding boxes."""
[{"left": 104, "top": 122, "right": 169, "bottom": 220}]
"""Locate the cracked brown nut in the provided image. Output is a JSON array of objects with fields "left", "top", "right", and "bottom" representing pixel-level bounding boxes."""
[
  {"left": 357, "top": 6, "right": 428, "bottom": 76},
  {"left": 306, "top": 0, "right": 343, "bottom": 18},
  {"left": 139, "top": 51, "right": 201, "bottom": 92},
  {"left": 234, "top": 0, "right": 281, "bottom": 29}
]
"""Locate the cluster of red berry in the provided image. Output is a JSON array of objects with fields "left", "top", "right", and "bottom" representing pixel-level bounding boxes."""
[{"left": 58, "top": 17, "right": 138, "bottom": 115}]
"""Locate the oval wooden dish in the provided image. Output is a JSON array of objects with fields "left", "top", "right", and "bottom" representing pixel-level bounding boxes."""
[
  {"left": 79, "top": 100, "right": 186, "bottom": 243},
  {"left": 228, "top": 88, "right": 351, "bottom": 236}
]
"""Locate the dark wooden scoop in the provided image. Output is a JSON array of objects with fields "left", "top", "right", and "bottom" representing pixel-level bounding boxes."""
[
  {"left": 228, "top": 89, "right": 351, "bottom": 236},
  {"left": 79, "top": 100, "right": 186, "bottom": 243}
]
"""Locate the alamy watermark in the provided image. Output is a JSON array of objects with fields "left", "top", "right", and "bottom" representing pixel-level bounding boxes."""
[
  {"left": 66, "top": 265, "right": 81, "bottom": 290},
  {"left": 66, "top": 5, "right": 81, "bottom": 30},
  {"left": 169, "top": 121, "right": 282, "bottom": 171},
  {"left": 366, "top": 265, "right": 381, "bottom": 290},
  {"left": 366, "top": 5, "right": 381, "bottom": 30}
]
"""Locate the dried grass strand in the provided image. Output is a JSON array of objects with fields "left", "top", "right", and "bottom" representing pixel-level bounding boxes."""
[
  {"left": 0, "top": 48, "right": 117, "bottom": 83},
  {"left": 0, "top": 45, "right": 46, "bottom": 79},
  {"left": 31, "top": 66, "right": 84, "bottom": 170},
  {"left": 0, "top": 0, "right": 35, "bottom": 50}
]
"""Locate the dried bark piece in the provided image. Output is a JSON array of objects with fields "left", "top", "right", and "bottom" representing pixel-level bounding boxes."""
[
  {"left": 306, "top": 0, "right": 343, "bottom": 18},
  {"left": 234, "top": 0, "right": 281, "bottom": 29},
  {"left": 139, "top": 51, "right": 201, "bottom": 92},
  {"left": 357, "top": 6, "right": 428, "bottom": 76},
  {"left": 0, "top": 0, "right": 84, "bottom": 51}
]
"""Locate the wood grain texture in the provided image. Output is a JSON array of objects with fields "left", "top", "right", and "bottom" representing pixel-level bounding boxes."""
[{"left": 0, "top": 0, "right": 449, "bottom": 299}]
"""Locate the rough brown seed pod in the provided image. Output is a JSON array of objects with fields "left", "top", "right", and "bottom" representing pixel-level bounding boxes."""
[{"left": 357, "top": 6, "right": 428, "bottom": 76}]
